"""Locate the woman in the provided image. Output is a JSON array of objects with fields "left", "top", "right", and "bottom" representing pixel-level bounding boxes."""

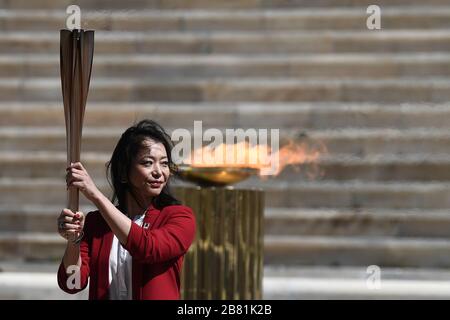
[{"left": 56, "top": 119, "right": 196, "bottom": 300}]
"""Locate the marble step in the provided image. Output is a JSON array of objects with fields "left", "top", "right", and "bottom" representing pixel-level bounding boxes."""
[
  {"left": 0, "top": 127, "right": 448, "bottom": 156},
  {"left": 264, "top": 266, "right": 450, "bottom": 299},
  {"left": 0, "top": 272, "right": 88, "bottom": 299},
  {"left": 2, "top": 77, "right": 450, "bottom": 103},
  {"left": 0, "top": 205, "right": 97, "bottom": 233},
  {"left": 1, "top": 152, "right": 450, "bottom": 182},
  {"left": 4, "top": 258, "right": 450, "bottom": 280},
  {"left": 1, "top": 0, "right": 449, "bottom": 10},
  {"left": 2, "top": 232, "right": 450, "bottom": 268},
  {"left": 0, "top": 102, "right": 449, "bottom": 130},
  {"left": 3, "top": 265, "right": 450, "bottom": 299},
  {"left": 276, "top": 154, "right": 450, "bottom": 182},
  {"left": 0, "top": 178, "right": 449, "bottom": 209},
  {"left": 265, "top": 208, "right": 450, "bottom": 238},
  {"left": 264, "top": 235, "right": 450, "bottom": 268},
  {"left": 2, "top": 204, "right": 450, "bottom": 239},
  {"left": 3, "top": 8, "right": 450, "bottom": 31},
  {"left": 254, "top": 180, "right": 450, "bottom": 209},
  {"left": 1, "top": 31, "right": 450, "bottom": 54},
  {"left": 4, "top": 53, "right": 450, "bottom": 78},
  {"left": 0, "top": 178, "right": 112, "bottom": 207},
  {"left": 0, "top": 232, "right": 65, "bottom": 261},
  {"left": 308, "top": 128, "right": 450, "bottom": 156}
]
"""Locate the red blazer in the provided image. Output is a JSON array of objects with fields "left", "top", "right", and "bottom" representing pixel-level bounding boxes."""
[{"left": 57, "top": 204, "right": 196, "bottom": 300}]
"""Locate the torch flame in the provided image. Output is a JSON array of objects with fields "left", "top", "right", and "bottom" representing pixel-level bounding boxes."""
[{"left": 184, "top": 138, "right": 327, "bottom": 179}]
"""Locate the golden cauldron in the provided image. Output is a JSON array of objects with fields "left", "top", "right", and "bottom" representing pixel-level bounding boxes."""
[
  {"left": 174, "top": 165, "right": 264, "bottom": 299},
  {"left": 176, "top": 165, "right": 259, "bottom": 186}
]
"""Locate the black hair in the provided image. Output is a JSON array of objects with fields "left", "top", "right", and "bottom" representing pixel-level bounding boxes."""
[{"left": 106, "top": 119, "right": 181, "bottom": 213}]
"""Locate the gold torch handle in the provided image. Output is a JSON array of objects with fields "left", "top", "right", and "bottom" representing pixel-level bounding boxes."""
[
  {"left": 68, "top": 187, "right": 79, "bottom": 213},
  {"left": 61, "top": 28, "right": 94, "bottom": 214}
]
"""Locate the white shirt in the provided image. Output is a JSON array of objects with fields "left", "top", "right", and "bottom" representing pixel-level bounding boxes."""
[{"left": 108, "top": 213, "right": 145, "bottom": 300}]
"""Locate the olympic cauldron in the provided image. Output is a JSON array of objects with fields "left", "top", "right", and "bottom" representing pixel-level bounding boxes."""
[{"left": 174, "top": 165, "right": 264, "bottom": 300}]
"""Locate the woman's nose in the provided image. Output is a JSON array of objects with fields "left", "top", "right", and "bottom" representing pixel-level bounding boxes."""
[
  {"left": 152, "top": 171, "right": 161, "bottom": 178},
  {"left": 152, "top": 165, "right": 162, "bottom": 177}
]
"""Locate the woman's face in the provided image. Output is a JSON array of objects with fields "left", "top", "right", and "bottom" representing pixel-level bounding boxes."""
[{"left": 128, "top": 138, "right": 170, "bottom": 204}]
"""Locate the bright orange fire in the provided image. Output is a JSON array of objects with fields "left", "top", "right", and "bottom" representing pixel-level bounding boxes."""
[
  {"left": 271, "top": 139, "right": 327, "bottom": 177},
  {"left": 184, "top": 138, "right": 327, "bottom": 178}
]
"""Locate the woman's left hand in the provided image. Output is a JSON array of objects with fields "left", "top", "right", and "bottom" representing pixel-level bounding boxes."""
[{"left": 66, "top": 162, "right": 102, "bottom": 202}]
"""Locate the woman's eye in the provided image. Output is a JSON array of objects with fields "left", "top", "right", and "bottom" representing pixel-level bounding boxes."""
[{"left": 161, "top": 161, "right": 169, "bottom": 166}]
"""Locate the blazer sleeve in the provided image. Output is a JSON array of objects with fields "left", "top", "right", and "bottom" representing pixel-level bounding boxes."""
[
  {"left": 57, "top": 212, "right": 93, "bottom": 294},
  {"left": 123, "top": 205, "right": 196, "bottom": 264}
]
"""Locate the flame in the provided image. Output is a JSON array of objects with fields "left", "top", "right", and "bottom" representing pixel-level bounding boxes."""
[
  {"left": 271, "top": 139, "right": 328, "bottom": 179},
  {"left": 183, "top": 138, "right": 327, "bottom": 178}
]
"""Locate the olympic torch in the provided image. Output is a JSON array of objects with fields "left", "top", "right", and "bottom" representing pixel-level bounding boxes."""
[{"left": 60, "top": 29, "right": 94, "bottom": 212}]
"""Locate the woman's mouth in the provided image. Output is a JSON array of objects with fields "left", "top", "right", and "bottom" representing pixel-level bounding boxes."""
[{"left": 148, "top": 181, "right": 163, "bottom": 188}]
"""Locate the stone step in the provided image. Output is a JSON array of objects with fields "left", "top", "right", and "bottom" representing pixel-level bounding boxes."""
[
  {"left": 277, "top": 154, "right": 450, "bottom": 182},
  {"left": 0, "top": 102, "right": 449, "bottom": 130},
  {"left": 0, "top": 178, "right": 112, "bottom": 207},
  {"left": 0, "top": 272, "right": 88, "bottom": 299},
  {"left": 264, "top": 274, "right": 450, "bottom": 299},
  {"left": 4, "top": 53, "right": 450, "bottom": 79},
  {"left": 0, "top": 127, "right": 448, "bottom": 156},
  {"left": 0, "top": 178, "right": 449, "bottom": 209},
  {"left": 310, "top": 128, "right": 450, "bottom": 156},
  {"left": 7, "top": 260, "right": 450, "bottom": 281},
  {"left": 2, "top": 77, "right": 450, "bottom": 103},
  {"left": 0, "top": 152, "right": 110, "bottom": 180},
  {"left": 264, "top": 265, "right": 450, "bottom": 281},
  {"left": 3, "top": 266, "right": 450, "bottom": 299},
  {"left": 2, "top": 204, "right": 450, "bottom": 239},
  {"left": 0, "top": 205, "right": 97, "bottom": 233},
  {"left": 265, "top": 208, "right": 450, "bottom": 238},
  {"left": 1, "top": 31, "right": 450, "bottom": 54},
  {"left": 4, "top": 258, "right": 450, "bottom": 280},
  {"left": 1, "top": 152, "right": 450, "bottom": 182},
  {"left": 264, "top": 235, "right": 450, "bottom": 268},
  {"left": 2, "top": 0, "right": 449, "bottom": 10},
  {"left": 2, "top": 231, "right": 450, "bottom": 268},
  {"left": 3, "top": 8, "right": 450, "bottom": 31},
  {"left": 243, "top": 180, "right": 450, "bottom": 209},
  {"left": 264, "top": 266, "right": 450, "bottom": 300},
  {"left": 0, "top": 232, "right": 65, "bottom": 261}
]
